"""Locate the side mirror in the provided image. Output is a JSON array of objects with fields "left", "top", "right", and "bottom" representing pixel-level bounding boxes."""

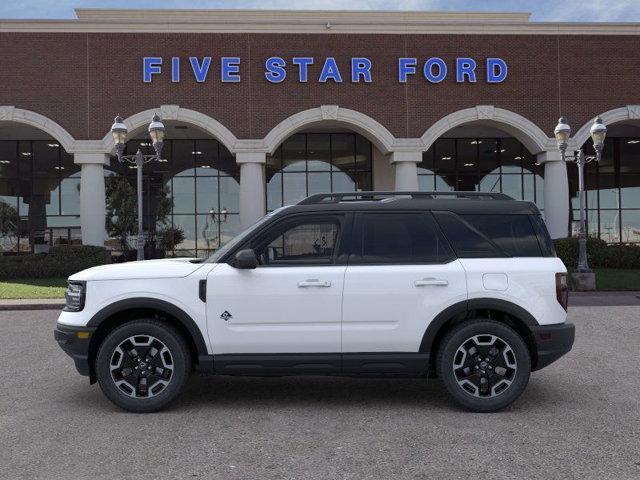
[{"left": 234, "top": 249, "right": 258, "bottom": 269}]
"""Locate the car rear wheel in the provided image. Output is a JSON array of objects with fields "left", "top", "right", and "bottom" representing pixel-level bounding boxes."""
[
  {"left": 96, "top": 319, "right": 191, "bottom": 413},
  {"left": 436, "top": 319, "right": 531, "bottom": 412}
]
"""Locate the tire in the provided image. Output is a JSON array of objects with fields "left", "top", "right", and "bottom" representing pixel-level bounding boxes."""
[
  {"left": 436, "top": 319, "right": 531, "bottom": 412},
  {"left": 96, "top": 319, "right": 191, "bottom": 413}
]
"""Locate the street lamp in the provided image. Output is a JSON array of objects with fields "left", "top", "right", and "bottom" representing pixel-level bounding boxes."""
[
  {"left": 553, "top": 116, "right": 607, "bottom": 275},
  {"left": 111, "top": 114, "right": 165, "bottom": 261}
]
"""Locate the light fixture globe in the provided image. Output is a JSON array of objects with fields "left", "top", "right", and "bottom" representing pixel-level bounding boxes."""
[
  {"left": 148, "top": 114, "right": 165, "bottom": 143},
  {"left": 590, "top": 116, "right": 607, "bottom": 151},
  {"left": 554, "top": 117, "right": 571, "bottom": 153},
  {"left": 110, "top": 115, "right": 128, "bottom": 146}
]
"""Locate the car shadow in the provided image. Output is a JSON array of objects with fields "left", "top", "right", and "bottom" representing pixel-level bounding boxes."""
[{"left": 60, "top": 373, "right": 573, "bottom": 414}]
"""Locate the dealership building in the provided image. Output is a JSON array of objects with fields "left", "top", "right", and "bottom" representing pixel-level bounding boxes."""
[{"left": 0, "top": 9, "right": 639, "bottom": 256}]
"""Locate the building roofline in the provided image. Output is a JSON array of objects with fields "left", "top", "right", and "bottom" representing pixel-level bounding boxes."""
[{"left": 0, "top": 9, "right": 638, "bottom": 35}]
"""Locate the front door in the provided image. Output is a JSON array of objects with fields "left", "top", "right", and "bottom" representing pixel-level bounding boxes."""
[{"left": 206, "top": 214, "right": 347, "bottom": 355}]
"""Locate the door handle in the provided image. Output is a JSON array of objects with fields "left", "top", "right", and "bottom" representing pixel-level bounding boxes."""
[
  {"left": 414, "top": 278, "right": 448, "bottom": 287},
  {"left": 297, "top": 279, "right": 331, "bottom": 288}
]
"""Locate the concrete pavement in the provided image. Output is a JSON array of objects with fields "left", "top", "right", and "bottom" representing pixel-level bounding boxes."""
[{"left": 1, "top": 307, "right": 639, "bottom": 479}]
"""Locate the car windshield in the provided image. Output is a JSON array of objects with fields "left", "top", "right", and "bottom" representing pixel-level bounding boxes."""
[{"left": 205, "top": 207, "right": 290, "bottom": 263}]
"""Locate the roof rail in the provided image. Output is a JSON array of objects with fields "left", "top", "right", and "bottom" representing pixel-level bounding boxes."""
[{"left": 297, "top": 191, "right": 512, "bottom": 205}]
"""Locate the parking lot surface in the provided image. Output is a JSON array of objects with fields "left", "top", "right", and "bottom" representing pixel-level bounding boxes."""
[{"left": 1, "top": 307, "right": 639, "bottom": 480}]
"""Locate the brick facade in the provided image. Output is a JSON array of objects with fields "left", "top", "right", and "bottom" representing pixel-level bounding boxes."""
[{"left": 1, "top": 32, "right": 638, "bottom": 142}]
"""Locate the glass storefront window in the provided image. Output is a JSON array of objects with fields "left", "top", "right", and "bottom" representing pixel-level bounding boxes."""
[
  {"left": 0, "top": 139, "right": 81, "bottom": 253},
  {"left": 419, "top": 137, "right": 543, "bottom": 206},
  {"left": 107, "top": 138, "right": 240, "bottom": 258},
  {"left": 266, "top": 132, "right": 373, "bottom": 210},
  {"left": 569, "top": 136, "right": 640, "bottom": 243}
]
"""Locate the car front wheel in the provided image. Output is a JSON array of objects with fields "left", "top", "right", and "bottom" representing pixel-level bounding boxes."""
[
  {"left": 437, "top": 319, "right": 531, "bottom": 412},
  {"left": 95, "top": 319, "right": 191, "bottom": 413}
]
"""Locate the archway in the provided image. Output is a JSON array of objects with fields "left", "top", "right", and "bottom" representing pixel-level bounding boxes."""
[
  {"left": 262, "top": 107, "right": 394, "bottom": 209},
  {"left": 418, "top": 117, "right": 545, "bottom": 209},
  {"left": 105, "top": 120, "right": 241, "bottom": 258},
  {"left": 101, "top": 105, "right": 239, "bottom": 156}
]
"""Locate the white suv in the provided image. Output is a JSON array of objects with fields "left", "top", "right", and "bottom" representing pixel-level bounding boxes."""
[{"left": 55, "top": 191, "right": 574, "bottom": 413}]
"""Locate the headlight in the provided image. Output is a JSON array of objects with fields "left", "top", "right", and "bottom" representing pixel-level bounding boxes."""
[{"left": 64, "top": 281, "right": 86, "bottom": 312}]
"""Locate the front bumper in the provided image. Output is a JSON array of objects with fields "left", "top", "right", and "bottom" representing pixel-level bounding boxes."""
[
  {"left": 54, "top": 324, "right": 96, "bottom": 377},
  {"left": 531, "top": 321, "right": 575, "bottom": 371}
]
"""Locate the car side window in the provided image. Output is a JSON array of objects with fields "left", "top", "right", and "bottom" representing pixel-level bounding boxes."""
[
  {"left": 256, "top": 219, "right": 340, "bottom": 266},
  {"left": 461, "top": 214, "right": 542, "bottom": 257},
  {"left": 352, "top": 212, "right": 454, "bottom": 264},
  {"left": 433, "top": 211, "right": 506, "bottom": 258}
]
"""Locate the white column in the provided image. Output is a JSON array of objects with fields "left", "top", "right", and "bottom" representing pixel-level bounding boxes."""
[
  {"left": 391, "top": 151, "right": 422, "bottom": 191},
  {"left": 237, "top": 152, "right": 266, "bottom": 229},
  {"left": 538, "top": 151, "right": 569, "bottom": 239},
  {"left": 75, "top": 153, "right": 109, "bottom": 246}
]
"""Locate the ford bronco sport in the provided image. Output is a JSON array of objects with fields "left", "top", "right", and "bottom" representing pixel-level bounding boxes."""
[{"left": 55, "top": 191, "right": 574, "bottom": 412}]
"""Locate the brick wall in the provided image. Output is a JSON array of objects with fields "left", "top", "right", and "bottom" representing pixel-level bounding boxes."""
[{"left": 0, "top": 32, "right": 638, "bottom": 141}]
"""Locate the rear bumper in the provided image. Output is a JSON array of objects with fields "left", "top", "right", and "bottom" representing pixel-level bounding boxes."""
[
  {"left": 54, "top": 324, "right": 96, "bottom": 377},
  {"left": 531, "top": 321, "right": 575, "bottom": 371}
]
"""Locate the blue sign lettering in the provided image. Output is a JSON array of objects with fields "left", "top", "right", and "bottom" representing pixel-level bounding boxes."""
[
  {"left": 265, "top": 56, "right": 287, "bottom": 83},
  {"left": 189, "top": 57, "right": 211, "bottom": 83},
  {"left": 456, "top": 58, "right": 477, "bottom": 83},
  {"left": 486, "top": 58, "right": 508, "bottom": 83},
  {"left": 424, "top": 57, "right": 447, "bottom": 83},
  {"left": 292, "top": 57, "right": 314, "bottom": 82},
  {"left": 221, "top": 57, "right": 241, "bottom": 82},
  {"left": 351, "top": 58, "right": 372, "bottom": 83},
  {"left": 171, "top": 57, "right": 180, "bottom": 83},
  {"left": 143, "top": 56, "right": 508, "bottom": 85},
  {"left": 143, "top": 57, "right": 162, "bottom": 83},
  {"left": 398, "top": 58, "right": 417, "bottom": 83},
  {"left": 319, "top": 57, "right": 342, "bottom": 83}
]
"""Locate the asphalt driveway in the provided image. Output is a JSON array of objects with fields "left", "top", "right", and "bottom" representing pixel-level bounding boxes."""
[{"left": 1, "top": 307, "right": 639, "bottom": 480}]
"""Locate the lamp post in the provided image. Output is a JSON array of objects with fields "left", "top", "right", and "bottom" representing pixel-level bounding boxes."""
[
  {"left": 553, "top": 116, "right": 607, "bottom": 274},
  {"left": 111, "top": 114, "right": 165, "bottom": 261}
]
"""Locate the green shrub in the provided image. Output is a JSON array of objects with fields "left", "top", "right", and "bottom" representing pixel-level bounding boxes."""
[
  {"left": 554, "top": 237, "right": 640, "bottom": 269},
  {"left": 553, "top": 237, "right": 607, "bottom": 269},
  {"left": 0, "top": 245, "right": 111, "bottom": 280}
]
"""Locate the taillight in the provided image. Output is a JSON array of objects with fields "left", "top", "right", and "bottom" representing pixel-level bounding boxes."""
[{"left": 555, "top": 272, "right": 569, "bottom": 311}]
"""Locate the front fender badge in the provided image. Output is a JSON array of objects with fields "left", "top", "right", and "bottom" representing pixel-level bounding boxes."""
[{"left": 220, "top": 311, "right": 232, "bottom": 321}]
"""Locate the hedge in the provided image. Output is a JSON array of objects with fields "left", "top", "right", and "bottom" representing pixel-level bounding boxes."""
[
  {"left": 554, "top": 237, "right": 640, "bottom": 269},
  {"left": 0, "top": 245, "right": 111, "bottom": 280}
]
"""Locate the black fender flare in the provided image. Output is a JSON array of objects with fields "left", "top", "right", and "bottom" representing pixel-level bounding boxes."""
[
  {"left": 419, "top": 298, "right": 539, "bottom": 353},
  {"left": 86, "top": 298, "right": 208, "bottom": 356}
]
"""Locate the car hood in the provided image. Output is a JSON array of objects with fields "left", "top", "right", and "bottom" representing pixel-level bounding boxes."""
[{"left": 68, "top": 258, "right": 206, "bottom": 281}]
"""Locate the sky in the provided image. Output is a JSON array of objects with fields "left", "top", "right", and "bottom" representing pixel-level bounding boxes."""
[{"left": 0, "top": 0, "right": 639, "bottom": 22}]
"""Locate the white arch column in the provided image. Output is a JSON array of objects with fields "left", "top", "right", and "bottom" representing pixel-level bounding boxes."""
[
  {"left": 75, "top": 152, "right": 109, "bottom": 246},
  {"left": 391, "top": 150, "right": 422, "bottom": 191},
  {"left": 538, "top": 151, "right": 569, "bottom": 239},
  {"left": 237, "top": 151, "right": 266, "bottom": 229}
]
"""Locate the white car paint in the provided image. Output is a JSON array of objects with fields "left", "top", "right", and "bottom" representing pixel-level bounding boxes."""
[
  {"left": 206, "top": 263, "right": 346, "bottom": 354},
  {"left": 57, "top": 250, "right": 567, "bottom": 355},
  {"left": 460, "top": 257, "right": 567, "bottom": 326},
  {"left": 341, "top": 261, "right": 468, "bottom": 352}
]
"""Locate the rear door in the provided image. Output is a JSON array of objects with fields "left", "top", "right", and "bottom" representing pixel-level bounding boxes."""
[{"left": 341, "top": 212, "right": 467, "bottom": 354}]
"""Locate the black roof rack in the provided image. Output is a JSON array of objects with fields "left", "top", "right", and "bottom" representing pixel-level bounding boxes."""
[{"left": 297, "top": 191, "right": 512, "bottom": 205}]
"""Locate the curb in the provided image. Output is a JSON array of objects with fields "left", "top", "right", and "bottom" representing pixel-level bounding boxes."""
[{"left": 0, "top": 302, "right": 65, "bottom": 311}]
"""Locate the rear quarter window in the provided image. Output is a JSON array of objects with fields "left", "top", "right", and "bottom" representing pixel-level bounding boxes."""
[
  {"left": 432, "top": 211, "right": 505, "bottom": 258},
  {"left": 461, "top": 214, "right": 543, "bottom": 257}
]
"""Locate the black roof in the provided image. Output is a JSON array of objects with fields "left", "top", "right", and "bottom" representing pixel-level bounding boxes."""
[{"left": 275, "top": 191, "right": 540, "bottom": 216}]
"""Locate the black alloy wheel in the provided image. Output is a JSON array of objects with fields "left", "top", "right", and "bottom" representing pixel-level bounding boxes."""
[
  {"left": 96, "top": 319, "right": 191, "bottom": 413},
  {"left": 437, "top": 319, "right": 531, "bottom": 412}
]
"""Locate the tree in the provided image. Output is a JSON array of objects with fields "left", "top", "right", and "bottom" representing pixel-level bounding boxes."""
[
  {"left": 0, "top": 200, "right": 19, "bottom": 252},
  {"left": 105, "top": 176, "right": 175, "bottom": 253}
]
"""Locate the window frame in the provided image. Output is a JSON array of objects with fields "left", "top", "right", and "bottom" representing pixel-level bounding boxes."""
[
  {"left": 240, "top": 212, "right": 351, "bottom": 268},
  {"left": 348, "top": 211, "right": 457, "bottom": 266}
]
